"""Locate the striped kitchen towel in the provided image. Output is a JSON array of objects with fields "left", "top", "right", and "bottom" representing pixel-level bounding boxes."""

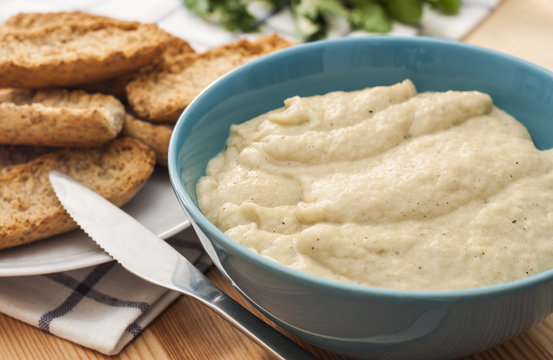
[{"left": 0, "top": 227, "right": 211, "bottom": 355}]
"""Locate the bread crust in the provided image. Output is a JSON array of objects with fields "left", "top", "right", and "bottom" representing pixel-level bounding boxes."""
[
  {"left": 2, "top": 11, "right": 194, "bottom": 98},
  {"left": 0, "top": 145, "right": 53, "bottom": 175},
  {"left": 0, "top": 20, "right": 171, "bottom": 88},
  {"left": 3, "top": 11, "right": 122, "bottom": 30},
  {"left": 79, "top": 34, "right": 195, "bottom": 100},
  {"left": 122, "top": 113, "right": 173, "bottom": 165},
  {"left": 126, "top": 34, "right": 292, "bottom": 123},
  {"left": 0, "top": 88, "right": 125, "bottom": 147},
  {"left": 0, "top": 137, "right": 155, "bottom": 250}
]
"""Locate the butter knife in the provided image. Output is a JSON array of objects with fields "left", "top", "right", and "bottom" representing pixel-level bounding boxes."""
[{"left": 49, "top": 170, "right": 316, "bottom": 360}]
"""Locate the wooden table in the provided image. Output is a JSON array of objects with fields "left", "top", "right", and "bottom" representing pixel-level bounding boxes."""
[{"left": 2, "top": 0, "right": 553, "bottom": 358}]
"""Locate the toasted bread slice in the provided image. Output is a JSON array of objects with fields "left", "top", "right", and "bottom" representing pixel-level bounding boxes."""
[
  {"left": 0, "top": 137, "right": 155, "bottom": 250},
  {"left": 122, "top": 113, "right": 173, "bottom": 165},
  {"left": 126, "top": 34, "right": 292, "bottom": 123},
  {"left": 2, "top": 11, "right": 118, "bottom": 30},
  {"left": 2, "top": 12, "right": 196, "bottom": 99},
  {"left": 2, "top": 12, "right": 194, "bottom": 65},
  {"left": 79, "top": 33, "right": 195, "bottom": 100},
  {"left": 0, "top": 88, "right": 125, "bottom": 147},
  {"left": 0, "top": 144, "right": 54, "bottom": 176},
  {"left": 0, "top": 20, "right": 171, "bottom": 88}
]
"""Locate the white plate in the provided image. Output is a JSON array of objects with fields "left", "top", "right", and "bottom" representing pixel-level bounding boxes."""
[{"left": 0, "top": 168, "right": 190, "bottom": 276}]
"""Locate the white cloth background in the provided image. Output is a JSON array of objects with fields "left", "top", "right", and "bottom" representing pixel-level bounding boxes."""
[{"left": 0, "top": 0, "right": 500, "bottom": 355}]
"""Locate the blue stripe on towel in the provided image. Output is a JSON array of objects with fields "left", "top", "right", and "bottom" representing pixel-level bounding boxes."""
[
  {"left": 38, "top": 262, "right": 115, "bottom": 333},
  {"left": 45, "top": 271, "right": 150, "bottom": 312}
]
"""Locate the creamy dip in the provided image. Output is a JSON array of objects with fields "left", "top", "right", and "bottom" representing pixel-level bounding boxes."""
[{"left": 197, "top": 79, "right": 553, "bottom": 291}]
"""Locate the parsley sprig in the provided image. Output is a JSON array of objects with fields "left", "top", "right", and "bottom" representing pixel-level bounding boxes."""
[{"left": 184, "top": 0, "right": 462, "bottom": 40}]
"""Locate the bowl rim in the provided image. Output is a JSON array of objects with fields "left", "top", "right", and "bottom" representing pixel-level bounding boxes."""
[{"left": 169, "top": 35, "right": 553, "bottom": 301}]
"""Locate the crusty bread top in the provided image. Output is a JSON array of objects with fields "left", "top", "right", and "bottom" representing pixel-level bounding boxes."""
[
  {"left": 46, "top": 137, "right": 155, "bottom": 205},
  {"left": 78, "top": 32, "right": 195, "bottom": 100},
  {"left": 0, "top": 21, "right": 164, "bottom": 64},
  {"left": 126, "top": 34, "right": 292, "bottom": 123},
  {"left": 0, "top": 137, "right": 155, "bottom": 249},
  {"left": 141, "top": 33, "right": 196, "bottom": 71},
  {"left": 2, "top": 11, "right": 194, "bottom": 70},
  {"left": 0, "top": 20, "right": 171, "bottom": 88},
  {"left": 0, "top": 88, "right": 125, "bottom": 147},
  {"left": 3, "top": 11, "right": 121, "bottom": 30}
]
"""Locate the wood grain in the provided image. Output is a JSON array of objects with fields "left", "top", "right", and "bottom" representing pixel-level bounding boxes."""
[
  {"left": 463, "top": 0, "right": 553, "bottom": 70},
  {"left": 1, "top": 0, "right": 553, "bottom": 359}
]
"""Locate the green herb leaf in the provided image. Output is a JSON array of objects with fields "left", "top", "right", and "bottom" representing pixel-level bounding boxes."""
[
  {"left": 290, "top": 0, "right": 348, "bottom": 40},
  {"left": 348, "top": 0, "right": 392, "bottom": 33},
  {"left": 184, "top": 0, "right": 260, "bottom": 32},
  {"left": 384, "top": 0, "right": 423, "bottom": 25},
  {"left": 184, "top": 0, "right": 213, "bottom": 16},
  {"left": 426, "top": 0, "right": 462, "bottom": 15},
  {"left": 264, "top": 0, "right": 289, "bottom": 9},
  {"left": 183, "top": 0, "right": 464, "bottom": 41}
]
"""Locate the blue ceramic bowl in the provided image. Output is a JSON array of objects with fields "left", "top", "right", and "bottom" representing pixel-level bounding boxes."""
[{"left": 168, "top": 36, "right": 553, "bottom": 360}]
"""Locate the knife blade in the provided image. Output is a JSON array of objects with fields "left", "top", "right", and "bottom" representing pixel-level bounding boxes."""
[{"left": 49, "top": 170, "right": 316, "bottom": 360}]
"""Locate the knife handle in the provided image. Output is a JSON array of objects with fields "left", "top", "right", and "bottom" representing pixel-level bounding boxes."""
[
  {"left": 204, "top": 290, "right": 318, "bottom": 360},
  {"left": 169, "top": 253, "right": 317, "bottom": 359}
]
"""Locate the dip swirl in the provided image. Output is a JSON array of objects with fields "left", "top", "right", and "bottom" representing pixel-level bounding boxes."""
[{"left": 197, "top": 80, "right": 553, "bottom": 291}]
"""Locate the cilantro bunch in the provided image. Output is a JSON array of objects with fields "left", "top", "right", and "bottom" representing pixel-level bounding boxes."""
[{"left": 184, "top": 0, "right": 462, "bottom": 41}]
